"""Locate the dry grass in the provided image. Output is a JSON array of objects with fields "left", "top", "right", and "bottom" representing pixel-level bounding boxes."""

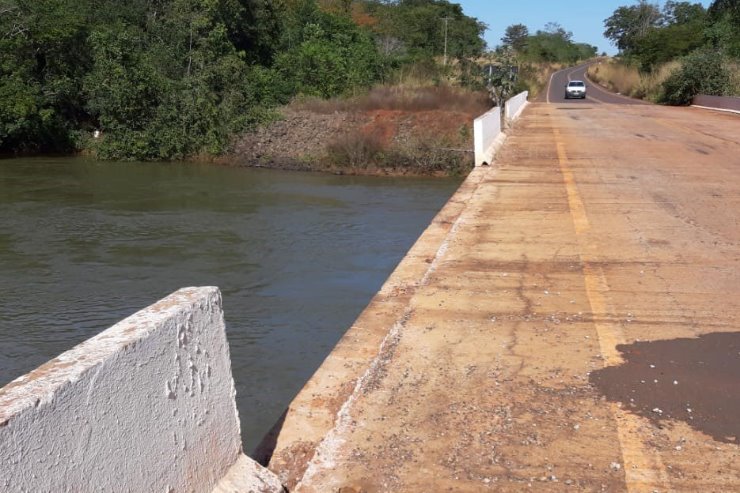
[
  {"left": 519, "top": 62, "right": 565, "bottom": 99},
  {"left": 730, "top": 61, "right": 740, "bottom": 95},
  {"left": 326, "top": 127, "right": 473, "bottom": 175},
  {"left": 293, "top": 85, "right": 491, "bottom": 116},
  {"left": 587, "top": 61, "right": 641, "bottom": 96},
  {"left": 587, "top": 59, "right": 680, "bottom": 101},
  {"left": 634, "top": 62, "right": 681, "bottom": 100},
  {"left": 589, "top": 58, "right": 740, "bottom": 100},
  {"left": 284, "top": 81, "right": 488, "bottom": 175},
  {"left": 326, "top": 130, "right": 385, "bottom": 169}
]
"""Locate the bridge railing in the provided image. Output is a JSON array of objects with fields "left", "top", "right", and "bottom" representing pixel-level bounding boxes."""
[
  {"left": 473, "top": 91, "right": 529, "bottom": 166},
  {"left": 0, "top": 287, "right": 283, "bottom": 493},
  {"left": 692, "top": 94, "right": 740, "bottom": 114},
  {"left": 505, "top": 91, "right": 529, "bottom": 124},
  {"left": 473, "top": 106, "right": 502, "bottom": 166}
]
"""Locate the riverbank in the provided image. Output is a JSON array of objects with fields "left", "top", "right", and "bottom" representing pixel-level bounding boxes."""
[
  {"left": 1, "top": 85, "right": 492, "bottom": 177},
  {"left": 227, "top": 85, "right": 491, "bottom": 177}
]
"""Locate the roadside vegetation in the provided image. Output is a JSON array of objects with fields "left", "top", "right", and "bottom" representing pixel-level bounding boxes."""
[
  {"left": 589, "top": 0, "right": 739, "bottom": 104},
  {"left": 0, "top": 0, "right": 486, "bottom": 161},
  {"left": 1, "top": 0, "right": 606, "bottom": 170},
  {"left": 588, "top": 60, "right": 681, "bottom": 100},
  {"left": 230, "top": 16, "right": 600, "bottom": 176},
  {"left": 496, "top": 22, "right": 598, "bottom": 99},
  {"left": 233, "top": 84, "right": 488, "bottom": 175}
]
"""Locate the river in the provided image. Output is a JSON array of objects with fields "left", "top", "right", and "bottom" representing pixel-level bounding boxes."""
[{"left": 0, "top": 157, "right": 461, "bottom": 452}]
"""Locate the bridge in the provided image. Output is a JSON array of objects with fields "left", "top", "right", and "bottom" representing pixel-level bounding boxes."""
[
  {"left": 263, "top": 69, "right": 740, "bottom": 491},
  {"left": 1, "top": 67, "right": 738, "bottom": 492}
]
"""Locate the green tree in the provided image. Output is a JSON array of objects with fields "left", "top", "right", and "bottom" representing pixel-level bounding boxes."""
[
  {"left": 663, "top": 1, "right": 707, "bottom": 25},
  {"left": 660, "top": 48, "right": 733, "bottom": 104},
  {"left": 1, "top": 0, "right": 489, "bottom": 159},
  {"left": 273, "top": 4, "right": 382, "bottom": 97},
  {"left": 520, "top": 22, "right": 593, "bottom": 63},
  {"left": 378, "top": 0, "right": 486, "bottom": 61},
  {"left": 604, "top": 1, "right": 662, "bottom": 53},
  {"left": 501, "top": 24, "right": 529, "bottom": 52},
  {"left": 0, "top": 0, "right": 93, "bottom": 152},
  {"left": 632, "top": 23, "right": 706, "bottom": 71},
  {"left": 706, "top": 0, "right": 740, "bottom": 57}
]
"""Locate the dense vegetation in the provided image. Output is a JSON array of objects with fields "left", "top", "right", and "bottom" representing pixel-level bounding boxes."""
[
  {"left": 501, "top": 22, "right": 598, "bottom": 64},
  {"left": 0, "top": 0, "right": 486, "bottom": 159},
  {"left": 497, "top": 22, "right": 598, "bottom": 98},
  {"left": 602, "top": 0, "right": 739, "bottom": 104}
]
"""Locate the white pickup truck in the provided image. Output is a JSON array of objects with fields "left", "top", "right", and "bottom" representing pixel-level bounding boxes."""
[{"left": 565, "top": 80, "right": 587, "bottom": 99}]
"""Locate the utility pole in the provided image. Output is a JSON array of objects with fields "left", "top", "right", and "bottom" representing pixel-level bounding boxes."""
[{"left": 443, "top": 17, "right": 450, "bottom": 66}]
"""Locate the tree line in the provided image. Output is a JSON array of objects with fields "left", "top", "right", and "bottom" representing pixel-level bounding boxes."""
[
  {"left": 500, "top": 22, "right": 598, "bottom": 64},
  {"left": 0, "top": 0, "right": 486, "bottom": 159},
  {"left": 603, "top": 0, "right": 739, "bottom": 103}
]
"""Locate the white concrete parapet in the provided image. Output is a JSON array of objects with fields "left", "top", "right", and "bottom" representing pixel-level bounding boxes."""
[
  {"left": 473, "top": 107, "right": 504, "bottom": 166},
  {"left": 0, "top": 287, "right": 283, "bottom": 493},
  {"left": 505, "top": 91, "right": 529, "bottom": 124}
]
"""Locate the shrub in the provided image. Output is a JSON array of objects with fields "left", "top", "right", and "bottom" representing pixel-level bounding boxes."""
[
  {"left": 660, "top": 49, "right": 733, "bottom": 105},
  {"left": 384, "top": 142, "right": 472, "bottom": 175},
  {"left": 293, "top": 85, "right": 490, "bottom": 115},
  {"left": 587, "top": 60, "right": 640, "bottom": 96},
  {"left": 587, "top": 59, "right": 680, "bottom": 101},
  {"left": 326, "top": 130, "right": 384, "bottom": 168}
]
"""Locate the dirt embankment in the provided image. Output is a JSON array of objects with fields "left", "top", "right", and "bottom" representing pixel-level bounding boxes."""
[{"left": 228, "top": 86, "right": 491, "bottom": 176}]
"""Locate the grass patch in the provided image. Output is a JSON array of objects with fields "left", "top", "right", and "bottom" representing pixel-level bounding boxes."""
[
  {"left": 293, "top": 85, "right": 490, "bottom": 115},
  {"left": 326, "top": 126, "right": 473, "bottom": 175},
  {"left": 517, "top": 62, "right": 565, "bottom": 99},
  {"left": 589, "top": 56, "right": 740, "bottom": 103},
  {"left": 729, "top": 61, "right": 740, "bottom": 95},
  {"left": 588, "top": 59, "right": 681, "bottom": 101},
  {"left": 326, "top": 130, "right": 385, "bottom": 169}
]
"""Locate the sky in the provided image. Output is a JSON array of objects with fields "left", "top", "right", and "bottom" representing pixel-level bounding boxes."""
[{"left": 456, "top": 0, "right": 714, "bottom": 55}]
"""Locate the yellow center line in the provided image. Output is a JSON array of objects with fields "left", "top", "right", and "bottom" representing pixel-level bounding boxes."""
[{"left": 554, "top": 128, "right": 672, "bottom": 492}]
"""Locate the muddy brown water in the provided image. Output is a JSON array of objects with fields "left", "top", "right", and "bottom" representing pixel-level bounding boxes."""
[
  {"left": 590, "top": 332, "right": 740, "bottom": 444},
  {"left": 0, "top": 157, "right": 461, "bottom": 451}
]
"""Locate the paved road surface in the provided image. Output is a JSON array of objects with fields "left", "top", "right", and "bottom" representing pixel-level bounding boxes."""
[
  {"left": 545, "top": 63, "right": 648, "bottom": 105},
  {"left": 266, "top": 91, "right": 740, "bottom": 492}
]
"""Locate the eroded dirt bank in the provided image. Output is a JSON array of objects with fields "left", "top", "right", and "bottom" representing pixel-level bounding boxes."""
[{"left": 228, "top": 86, "right": 491, "bottom": 176}]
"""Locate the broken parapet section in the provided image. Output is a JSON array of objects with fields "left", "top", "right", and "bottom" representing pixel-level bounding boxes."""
[{"left": 0, "top": 287, "right": 283, "bottom": 493}]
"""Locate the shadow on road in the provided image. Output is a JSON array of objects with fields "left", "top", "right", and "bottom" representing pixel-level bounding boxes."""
[{"left": 590, "top": 332, "right": 740, "bottom": 444}]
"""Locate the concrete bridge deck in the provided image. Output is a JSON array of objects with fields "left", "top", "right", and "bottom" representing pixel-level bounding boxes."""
[{"left": 264, "top": 99, "right": 740, "bottom": 491}]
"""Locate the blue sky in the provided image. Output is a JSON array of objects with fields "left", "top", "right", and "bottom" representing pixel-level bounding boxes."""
[{"left": 456, "top": 0, "right": 714, "bottom": 55}]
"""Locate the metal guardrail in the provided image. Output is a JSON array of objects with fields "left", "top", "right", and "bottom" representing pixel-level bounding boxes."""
[{"left": 692, "top": 94, "right": 740, "bottom": 113}]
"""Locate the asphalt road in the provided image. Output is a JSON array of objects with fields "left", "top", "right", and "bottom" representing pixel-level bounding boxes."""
[{"left": 545, "top": 62, "right": 649, "bottom": 105}]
